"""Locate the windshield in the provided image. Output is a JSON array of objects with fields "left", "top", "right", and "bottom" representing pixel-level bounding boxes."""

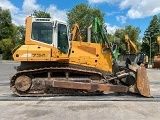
[
  {"left": 57, "top": 24, "right": 69, "bottom": 54},
  {"left": 31, "top": 22, "right": 53, "bottom": 44}
]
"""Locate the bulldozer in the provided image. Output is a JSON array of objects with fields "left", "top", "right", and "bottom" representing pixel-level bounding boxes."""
[
  {"left": 10, "top": 16, "right": 151, "bottom": 97},
  {"left": 153, "top": 36, "right": 160, "bottom": 68},
  {"left": 117, "top": 35, "right": 149, "bottom": 68}
]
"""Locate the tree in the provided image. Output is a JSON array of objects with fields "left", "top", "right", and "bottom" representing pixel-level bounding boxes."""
[
  {"left": 0, "top": 39, "right": 14, "bottom": 60},
  {"left": 0, "top": 7, "right": 13, "bottom": 40},
  {"left": 32, "top": 10, "right": 51, "bottom": 18},
  {"left": 0, "top": 7, "right": 16, "bottom": 59},
  {"left": 0, "top": 7, "right": 26, "bottom": 60},
  {"left": 16, "top": 25, "right": 26, "bottom": 45},
  {"left": 142, "top": 15, "right": 160, "bottom": 58},
  {"left": 114, "top": 25, "right": 141, "bottom": 54},
  {"left": 67, "top": 3, "right": 104, "bottom": 41}
]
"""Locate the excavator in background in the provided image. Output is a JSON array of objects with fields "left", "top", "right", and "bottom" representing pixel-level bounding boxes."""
[
  {"left": 10, "top": 16, "right": 151, "bottom": 97},
  {"left": 153, "top": 36, "right": 160, "bottom": 68},
  {"left": 117, "top": 35, "right": 148, "bottom": 68}
]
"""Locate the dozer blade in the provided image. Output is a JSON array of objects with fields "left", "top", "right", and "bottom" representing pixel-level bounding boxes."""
[{"left": 136, "top": 65, "right": 151, "bottom": 97}]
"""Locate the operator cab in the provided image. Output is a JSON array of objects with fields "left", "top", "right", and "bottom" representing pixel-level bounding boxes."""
[{"left": 31, "top": 17, "right": 70, "bottom": 54}]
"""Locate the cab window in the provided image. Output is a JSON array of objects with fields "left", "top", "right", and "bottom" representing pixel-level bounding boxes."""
[
  {"left": 31, "top": 22, "right": 53, "bottom": 44},
  {"left": 57, "top": 24, "right": 69, "bottom": 54}
]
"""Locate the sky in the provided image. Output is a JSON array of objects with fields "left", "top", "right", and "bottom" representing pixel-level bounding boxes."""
[{"left": 0, "top": 0, "right": 160, "bottom": 36}]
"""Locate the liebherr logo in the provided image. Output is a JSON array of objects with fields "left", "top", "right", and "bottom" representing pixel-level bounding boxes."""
[{"left": 32, "top": 53, "right": 45, "bottom": 57}]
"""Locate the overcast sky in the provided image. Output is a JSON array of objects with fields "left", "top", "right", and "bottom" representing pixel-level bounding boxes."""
[{"left": 0, "top": 0, "right": 160, "bottom": 35}]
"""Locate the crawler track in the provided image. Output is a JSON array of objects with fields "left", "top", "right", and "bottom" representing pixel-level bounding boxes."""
[
  {"left": 10, "top": 62, "right": 152, "bottom": 98},
  {"left": 10, "top": 65, "right": 110, "bottom": 97}
]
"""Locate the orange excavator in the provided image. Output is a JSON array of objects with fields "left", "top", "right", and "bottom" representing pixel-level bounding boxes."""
[
  {"left": 10, "top": 16, "right": 151, "bottom": 97},
  {"left": 153, "top": 36, "right": 160, "bottom": 68}
]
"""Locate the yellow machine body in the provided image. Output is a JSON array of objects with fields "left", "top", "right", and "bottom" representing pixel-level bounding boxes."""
[
  {"left": 13, "top": 17, "right": 112, "bottom": 72},
  {"left": 11, "top": 16, "right": 151, "bottom": 97}
]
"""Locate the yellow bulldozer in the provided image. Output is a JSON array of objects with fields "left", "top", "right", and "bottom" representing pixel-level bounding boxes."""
[{"left": 10, "top": 16, "right": 151, "bottom": 97}]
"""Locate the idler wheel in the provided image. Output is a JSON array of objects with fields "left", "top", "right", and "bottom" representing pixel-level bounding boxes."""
[{"left": 15, "top": 76, "right": 32, "bottom": 92}]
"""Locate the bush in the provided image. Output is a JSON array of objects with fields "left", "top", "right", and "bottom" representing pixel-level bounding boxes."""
[{"left": 0, "top": 39, "right": 14, "bottom": 60}]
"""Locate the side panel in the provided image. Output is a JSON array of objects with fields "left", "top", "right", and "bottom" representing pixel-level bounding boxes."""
[
  {"left": 13, "top": 45, "right": 29, "bottom": 61},
  {"left": 13, "top": 45, "right": 51, "bottom": 61},
  {"left": 27, "top": 45, "right": 51, "bottom": 61},
  {"left": 69, "top": 41, "right": 112, "bottom": 72}
]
